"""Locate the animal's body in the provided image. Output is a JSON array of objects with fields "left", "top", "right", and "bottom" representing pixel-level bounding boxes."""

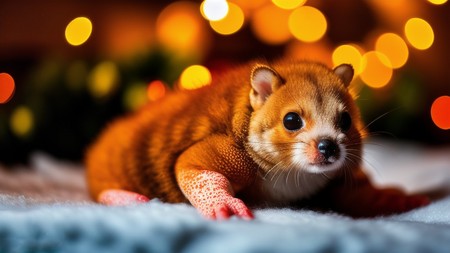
[{"left": 86, "top": 60, "right": 428, "bottom": 219}]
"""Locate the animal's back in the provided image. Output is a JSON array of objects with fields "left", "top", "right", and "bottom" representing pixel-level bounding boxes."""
[
  {"left": 85, "top": 60, "right": 429, "bottom": 220},
  {"left": 85, "top": 65, "right": 251, "bottom": 203}
]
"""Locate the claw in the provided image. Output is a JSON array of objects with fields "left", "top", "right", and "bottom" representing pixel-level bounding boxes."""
[
  {"left": 205, "top": 197, "right": 254, "bottom": 220},
  {"left": 215, "top": 205, "right": 232, "bottom": 220}
]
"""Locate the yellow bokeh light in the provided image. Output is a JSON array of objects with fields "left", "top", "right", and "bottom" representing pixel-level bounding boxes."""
[
  {"left": 427, "top": 0, "right": 447, "bottom": 5},
  {"left": 332, "top": 44, "right": 364, "bottom": 76},
  {"left": 180, "top": 65, "right": 212, "bottom": 90},
  {"left": 210, "top": 2, "right": 244, "bottom": 35},
  {"left": 251, "top": 4, "right": 292, "bottom": 45},
  {"left": 201, "top": 0, "right": 229, "bottom": 21},
  {"left": 88, "top": 61, "right": 119, "bottom": 99},
  {"left": 123, "top": 83, "right": 148, "bottom": 111},
  {"left": 10, "top": 106, "right": 34, "bottom": 137},
  {"left": 65, "top": 17, "right": 93, "bottom": 46},
  {"left": 375, "top": 33, "right": 409, "bottom": 69},
  {"left": 360, "top": 51, "right": 393, "bottom": 89},
  {"left": 272, "top": 0, "right": 307, "bottom": 10},
  {"left": 289, "top": 6, "right": 327, "bottom": 43},
  {"left": 404, "top": 18, "right": 434, "bottom": 50},
  {"left": 156, "top": 2, "right": 206, "bottom": 54}
]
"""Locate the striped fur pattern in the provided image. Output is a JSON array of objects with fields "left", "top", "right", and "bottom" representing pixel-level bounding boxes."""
[{"left": 85, "top": 60, "right": 364, "bottom": 211}]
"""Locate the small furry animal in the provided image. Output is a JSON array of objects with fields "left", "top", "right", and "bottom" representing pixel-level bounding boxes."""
[{"left": 85, "top": 60, "right": 429, "bottom": 219}]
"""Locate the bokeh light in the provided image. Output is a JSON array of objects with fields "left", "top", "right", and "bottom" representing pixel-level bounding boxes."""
[
  {"left": 180, "top": 65, "right": 212, "bottom": 90},
  {"left": 147, "top": 80, "right": 166, "bottom": 101},
  {"left": 251, "top": 4, "right": 292, "bottom": 45},
  {"left": 289, "top": 6, "right": 327, "bottom": 42},
  {"left": 156, "top": 1, "right": 207, "bottom": 54},
  {"left": 427, "top": 0, "right": 448, "bottom": 5},
  {"left": 286, "top": 41, "right": 332, "bottom": 66},
  {"left": 232, "top": 0, "right": 267, "bottom": 11},
  {"left": 360, "top": 51, "right": 393, "bottom": 88},
  {"left": 210, "top": 2, "right": 244, "bottom": 35},
  {"left": 65, "top": 17, "right": 93, "bottom": 46},
  {"left": 332, "top": 44, "right": 364, "bottom": 76},
  {"left": 88, "top": 61, "right": 119, "bottom": 99},
  {"left": 123, "top": 83, "right": 148, "bottom": 111},
  {"left": 0, "top": 73, "right": 15, "bottom": 104},
  {"left": 431, "top": 96, "right": 450, "bottom": 130},
  {"left": 10, "top": 106, "right": 34, "bottom": 137},
  {"left": 272, "top": 0, "right": 307, "bottom": 10},
  {"left": 201, "top": 0, "right": 229, "bottom": 21},
  {"left": 375, "top": 33, "right": 409, "bottom": 69},
  {"left": 404, "top": 18, "right": 434, "bottom": 50}
]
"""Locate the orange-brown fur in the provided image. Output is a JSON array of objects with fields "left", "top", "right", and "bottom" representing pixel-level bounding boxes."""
[
  {"left": 86, "top": 60, "right": 428, "bottom": 218},
  {"left": 86, "top": 63, "right": 257, "bottom": 203}
]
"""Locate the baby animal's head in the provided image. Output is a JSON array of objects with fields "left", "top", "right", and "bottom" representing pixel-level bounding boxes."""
[{"left": 246, "top": 61, "right": 364, "bottom": 177}]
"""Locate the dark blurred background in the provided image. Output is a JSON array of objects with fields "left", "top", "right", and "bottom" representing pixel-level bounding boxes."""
[{"left": 0, "top": 0, "right": 449, "bottom": 165}]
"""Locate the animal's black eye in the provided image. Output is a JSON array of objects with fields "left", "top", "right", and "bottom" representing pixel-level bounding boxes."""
[
  {"left": 339, "top": 111, "right": 352, "bottom": 132},
  {"left": 283, "top": 112, "right": 303, "bottom": 131}
]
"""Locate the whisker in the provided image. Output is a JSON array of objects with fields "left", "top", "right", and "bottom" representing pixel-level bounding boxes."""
[
  {"left": 365, "top": 131, "right": 398, "bottom": 140},
  {"left": 273, "top": 166, "right": 285, "bottom": 186},
  {"left": 358, "top": 107, "right": 401, "bottom": 133},
  {"left": 263, "top": 160, "right": 284, "bottom": 180},
  {"left": 286, "top": 165, "right": 294, "bottom": 185},
  {"left": 269, "top": 161, "right": 287, "bottom": 182},
  {"left": 321, "top": 172, "right": 332, "bottom": 180},
  {"left": 343, "top": 161, "right": 355, "bottom": 188},
  {"left": 295, "top": 168, "right": 301, "bottom": 188}
]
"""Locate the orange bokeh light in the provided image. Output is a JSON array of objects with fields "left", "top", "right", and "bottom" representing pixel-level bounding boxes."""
[
  {"left": 289, "top": 6, "right": 327, "bottom": 43},
  {"left": 0, "top": 73, "right": 15, "bottom": 104},
  {"left": 147, "top": 80, "right": 166, "bottom": 101},
  {"left": 404, "top": 18, "right": 434, "bottom": 50},
  {"left": 375, "top": 33, "right": 409, "bottom": 69},
  {"left": 251, "top": 4, "right": 292, "bottom": 45},
  {"left": 431, "top": 96, "right": 450, "bottom": 130},
  {"left": 360, "top": 51, "right": 393, "bottom": 88},
  {"left": 156, "top": 1, "right": 208, "bottom": 55},
  {"left": 209, "top": 2, "right": 244, "bottom": 35}
]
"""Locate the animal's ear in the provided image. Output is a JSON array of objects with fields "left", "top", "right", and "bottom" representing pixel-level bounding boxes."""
[
  {"left": 250, "top": 64, "right": 284, "bottom": 110},
  {"left": 333, "top": 64, "right": 354, "bottom": 88}
]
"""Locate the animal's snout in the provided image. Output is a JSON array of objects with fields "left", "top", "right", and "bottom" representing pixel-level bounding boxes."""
[{"left": 317, "top": 139, "right": 339, "bottom": 160}]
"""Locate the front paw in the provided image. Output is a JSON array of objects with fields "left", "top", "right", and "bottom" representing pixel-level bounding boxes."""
[
  {"left": 330, "top": 185, "right": 430, "bottom": 217},
  {"left": 374, "top": 189, "right": 430, "bottom": 214},
  {"left": 200, "top": 196, "right": 254, "bottom": 220},
  {"left": 352, "top": 188, "right": 430, "bottom": 217}
]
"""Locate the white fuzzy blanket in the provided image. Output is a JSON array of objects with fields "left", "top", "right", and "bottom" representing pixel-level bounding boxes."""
[{"left": 1, "top": 140, "right": 450, "bottom": 253}]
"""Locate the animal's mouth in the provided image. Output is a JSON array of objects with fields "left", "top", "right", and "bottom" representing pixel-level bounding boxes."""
[
  {"left": 306, "top": 149, "right": 346, "bottom": 173},
  {"left": 306, "top": 160, "right": 344, "bottom": 173},
  {"left": 310, "top": 153, "right": 340, "bottom": 166},
  {"left": 312, "top": 161, "right": 333, "bottom": 166}
]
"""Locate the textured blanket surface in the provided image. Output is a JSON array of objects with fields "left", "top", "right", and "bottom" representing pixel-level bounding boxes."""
[{"left": 1, "top": 140, "right": 449, "bottom": 253}]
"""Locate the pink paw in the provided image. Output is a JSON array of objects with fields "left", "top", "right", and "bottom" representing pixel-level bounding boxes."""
[
  {"left": 178, "top": 170, "right": 254, "bottom": 220},
  {"left": 202, "top": 197, "right": 254, "bottom": 220},
  {"left": 98, "top": 189, "right": 150, "bottom": 206}
]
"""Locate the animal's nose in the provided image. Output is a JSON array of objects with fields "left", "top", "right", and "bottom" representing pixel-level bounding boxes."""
[{"left": 317, "top": 139, "right": 339, "bottom": 160}]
